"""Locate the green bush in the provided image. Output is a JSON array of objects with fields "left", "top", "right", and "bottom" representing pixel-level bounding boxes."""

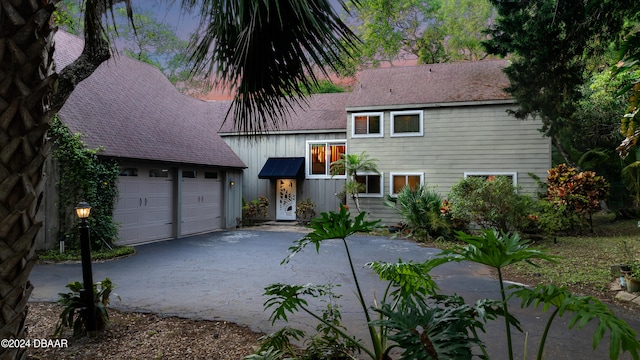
[
  {"left": 384, "top": 184, "right": 450, "bottom": 242},
  {"left": 447, "top": 176, "right": 534, "bottom": 233}
]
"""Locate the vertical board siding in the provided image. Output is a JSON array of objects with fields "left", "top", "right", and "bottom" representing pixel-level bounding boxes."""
[
  {"left": 348, "top": 104, "right": 551, "bottom": 224},
  {"left": 222, "top": 132, "right": 346, "bottom": 220}
]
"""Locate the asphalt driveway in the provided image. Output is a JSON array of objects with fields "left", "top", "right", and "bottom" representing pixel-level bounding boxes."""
[{"left": 31, "top": 229, "right": 640, "bottom": 359}]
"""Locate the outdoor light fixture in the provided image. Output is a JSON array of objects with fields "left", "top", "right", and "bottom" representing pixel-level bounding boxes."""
[
  {"left": 75, "top": 201, "right": 97, "bottom": 332},
  {"left": 230, "top": 180, "right": 235, "bottom": 187},
  {"left": 75, "top": 201, "right": 92, "bottom": 219}
]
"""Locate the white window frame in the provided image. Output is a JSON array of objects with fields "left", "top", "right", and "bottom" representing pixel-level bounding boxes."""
[
  {"left": 464, "top": 172, "right": 518, "bottom": 187},
  {"left": 389, "top": 172, "right": 424, "bottom": 196},
  {"left": 354, "top": 172, "right": 384, "bottom": 197},
  {"left": 351, "top": 112, "right": 384, "bottom": 138},
  {"left": 305, "top": 140, "right": 347, "bottom": 179},
  {"left": 390, "top": 110, "right": 424, "bottom": 137}
]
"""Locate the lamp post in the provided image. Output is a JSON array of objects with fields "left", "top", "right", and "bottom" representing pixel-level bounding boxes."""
[{"left": 75, "top": 201, "right": 97, "bottom": 333}]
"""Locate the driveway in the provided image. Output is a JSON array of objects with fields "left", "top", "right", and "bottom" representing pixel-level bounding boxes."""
[{"left": 31, "top": 229, "right": 640, "bottom": 359}]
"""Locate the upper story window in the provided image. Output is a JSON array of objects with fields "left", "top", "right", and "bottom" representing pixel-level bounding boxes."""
[
  {"left": 355, "top": 173, "right": 383, "bottom": 197},
  {"left": 390, "top": 110, "right": 423, "bottom": 137},
  {"left": 306, "top": 140, "right": 346, "bottom": 178},
  {"left": 390, "top": 172, "right": 424, "bottom": 196},
  {"left": 352, "top": 112, "right": 383, "bottom": 138},
  {"left": 464, "top": 172, "right": 518, "bottom": 187}
]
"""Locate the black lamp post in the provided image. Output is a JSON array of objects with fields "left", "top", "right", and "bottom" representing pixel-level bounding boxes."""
[{"left": 75, "top": 201, "right": 97, "bottom": 333}]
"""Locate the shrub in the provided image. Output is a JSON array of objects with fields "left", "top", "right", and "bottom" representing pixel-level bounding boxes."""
[
  {"left": 55, "top": 278, "right": 118, "bottom": 337},
  {"left": 544, "top": 164, "right": 610, "bottom": 231},
  {"left": 295, "top": 198, "right": 317, "bottom": 225},
  {"left": 384, "top": 184, "right": 450, "bottom": 241},
  {"left": 448, "top": 176, "right": 534, "bottom": 233},
  {"left": 242, "top": 196, "right": 270, "bottom": 225}
]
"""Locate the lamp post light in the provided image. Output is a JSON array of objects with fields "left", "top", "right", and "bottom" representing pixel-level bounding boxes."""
[{"left": 75, "top": 201, "right": 97, "bottom": 333}]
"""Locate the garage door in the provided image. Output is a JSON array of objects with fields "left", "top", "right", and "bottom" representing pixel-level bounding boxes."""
[
  {"left": 114, "top": 166, "right": 174, "bottom": 245},
  {"left": 180, "top": 169, "right": 223, "bottom": 236}
]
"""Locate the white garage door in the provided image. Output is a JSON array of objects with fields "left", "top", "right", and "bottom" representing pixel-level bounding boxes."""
[
  {"left": 114, "top": 166, "right": 174, "bottom": 245},
  {"left": 180, "top": 170, "right": 223, "bottom": 236}
]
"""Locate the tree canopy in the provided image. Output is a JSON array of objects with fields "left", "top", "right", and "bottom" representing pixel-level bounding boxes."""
[
  {"left": 344, "top": 0, "right": 493, "bottom": 68},
  {"left": 483, "top": 0, "right": 640, "bottom": 166}
]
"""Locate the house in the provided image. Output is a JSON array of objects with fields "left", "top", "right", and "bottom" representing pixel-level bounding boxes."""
[
  {"left": 219, "top": 93, "right": 350, "bottom": 220},
  {"left": 36, "top": 31, "right": 246, "bottom": 249},
  {"left": 220, "top": 61, "right": 551, "bottom": 225}
]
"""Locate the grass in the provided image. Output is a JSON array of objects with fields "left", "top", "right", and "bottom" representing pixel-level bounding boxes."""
[
  {"left": 37, "top": 245, "right": 135, "bottom": 262},
  {"left": 500, "top": 213, "right": 640, "bottom": 301}
]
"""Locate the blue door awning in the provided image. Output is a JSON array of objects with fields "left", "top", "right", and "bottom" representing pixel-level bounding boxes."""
[{"left": 258, "top": 157, "right": 305, "bottom": 179}]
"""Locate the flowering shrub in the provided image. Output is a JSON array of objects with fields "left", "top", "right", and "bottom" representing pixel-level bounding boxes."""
[{"left": 242, "top": 196, "right": 269, "bottom": 225}]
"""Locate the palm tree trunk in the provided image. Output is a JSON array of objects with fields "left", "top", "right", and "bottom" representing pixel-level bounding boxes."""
[{"left": 1, "top": 2, "right": 124, "bottom": 358}]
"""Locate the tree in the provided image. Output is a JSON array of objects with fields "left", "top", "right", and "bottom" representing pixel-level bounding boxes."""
[
  {"left": 344, "top": 0, "right": 493, "bottom": 67},
  {"left": 616, "top": 25, "right": 640, "bottom": 158},
  {"left": 483, "top": 0, "right": 640, "bottom": 167},
  {"left": 330, "top": 152, "right": 379, "bottom": 213},
  {"left": 0, "top": 1, "right": 358, "bottom": 358}
]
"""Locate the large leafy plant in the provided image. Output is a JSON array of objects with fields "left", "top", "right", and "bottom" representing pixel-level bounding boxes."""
[
  {"left": 384, "top": 184, "right": 450, "bottom": 242},
  {"left": 54, "top": 277, "right": 118, "bottom": 338}
]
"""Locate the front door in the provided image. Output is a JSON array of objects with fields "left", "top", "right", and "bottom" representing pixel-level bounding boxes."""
[{"left": 276, "top": 179, "right": 296, "bottom": 220}]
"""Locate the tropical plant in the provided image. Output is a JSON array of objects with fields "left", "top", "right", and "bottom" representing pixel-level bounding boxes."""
[
  {"left": 545, "top": 164, "right": 610, "bottom": 231},
  {"left": 0, "top": 1, "right": 359, "bottom": 357},
  {"left": 330, "top": 152, "right": 379, "bottom": 212},
  {"left": 383, "top": 184, "right": 450, "bottom": 242},
  {"left": 295, "top": 198, "right": 317, "bottom": 225},
  {"left": 242, "top": 196, "right": 270, "bottom": 225},
  {"left": 55, "top": 277, "right": 118, "bottom": 338},
  {"left": 447, "top": 176, "right": 534, "bottom": 233},
  {"left": 436, "top": 230, "right": 640, "bottom": 360}
]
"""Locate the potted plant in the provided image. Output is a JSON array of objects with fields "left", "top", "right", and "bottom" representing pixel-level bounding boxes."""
[{"left": 624, "top": 260, "right": 640, "bottom": 293}]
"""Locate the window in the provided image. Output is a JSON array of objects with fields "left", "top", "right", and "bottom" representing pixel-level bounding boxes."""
[
  {"left": 119, "top": 168, "right": 138, "bottom": 176},
  {"left": 464, "top": 172, "right": 518, "bottom": 187},
  {"left": 355, "top": 173, "right": 383, "bottom": 197},
  {"left": 183, "top": 170, "right": 197, "bottom": 178},
  {"left": 204, "top": 172, "right": 219, "bottom": 179},
  {"left": 352, "top": 112, "right": 383, "bottom": 137},
  {"left": 149, "top": 169, "right": 169, "bottom": 178},
  {"left": 306, "top": 140, "right": 346, "bottom": 178},
  {"left": 390, "top": 173, "right": 424, "bottom": 195},
  {"left": 391, "top": 110, "right": 423, "bottom": 137}
]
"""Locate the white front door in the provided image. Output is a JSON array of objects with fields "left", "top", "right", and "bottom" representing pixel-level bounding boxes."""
[{"left": 276, "top": 179, "right": 296, "bottom": 220}]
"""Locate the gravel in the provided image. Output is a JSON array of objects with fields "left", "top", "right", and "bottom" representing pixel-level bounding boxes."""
[{"left": 25, "top": 302, "right": 262, "bottom": 360}]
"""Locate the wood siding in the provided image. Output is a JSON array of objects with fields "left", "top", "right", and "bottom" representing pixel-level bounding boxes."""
[
  {"left": 348, "top": 104, "right": 551, "bottom": 225},
  {"left": 221, "top": 132, "right": 346, "bottom": 220}
]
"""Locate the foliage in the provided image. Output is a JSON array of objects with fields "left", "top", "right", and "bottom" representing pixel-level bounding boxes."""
[
  {"left": 295, "top": 198, "right": 317, "bottom": 225},
  {"left": 544, "top": 164, "right": 610, "bottom": 231},
  {"left": 344, "top": 0, "right": 493, "bottom": 68},
  {"left": 182, "top": 0, "right": 360, "bottom": 135},
  {"left": 447, "top": 176, "right": 534, "bottom": 233},
  {"left": 55, "top": 278, "right": 118, "bottom": 338},
  {"left": 383, "top": 184, "right": 450, "bottom": 242},
  {"left": 49, "top": 116, "right": 120, "bottom": 249},
  {"left": 534, "top": 200, "right": 581, "bottom": 237},
  {"left": 615, "top": 25, "right": 640, "bottom": 157},
  {"left": 242, "top": 196, "right": 270, "bottom": 225},
  {"left": 330, "top": 152, "right": 379, "bottom": 213},
  {"left": 37, "top": 246, "right": 135, "bottom": 262},
  {"left": 437, "top": 230, "right": 640, "bottom": 360},
  {"left": 484, "top": 0, "right": 640, "bottom": 166},
  {"left": 300, "top": 79, "right": 346, "bottom": 95}
]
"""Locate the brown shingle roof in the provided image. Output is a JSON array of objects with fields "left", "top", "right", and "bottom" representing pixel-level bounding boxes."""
[
  {"left": 346, "top": 60, "right": 512, "bottom": 109},
  {"left": 55, "top": 31, "right": 245, "bottom": 169},
  {"left": 216, "top": 92, "right": 349, "bottom": 133}
]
